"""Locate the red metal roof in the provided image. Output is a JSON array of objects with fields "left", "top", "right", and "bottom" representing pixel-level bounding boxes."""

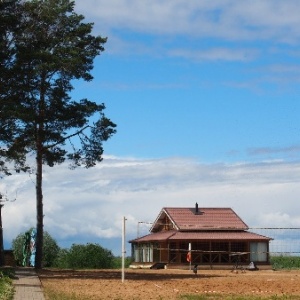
[
  {"left": 151, "top": 207, "right": 248, "bottom": 232},
  {"left": 130, "top": 206, "right": 272, "bottom": 244},
  {"left": 131, "top": 230, "right": 271, "bottom": 243},
  {"left": 169, "top": 231, "right": 271, "bottom": 241},
  {"left": 130, "top": 230, "right": 177, "bottom": 243}
]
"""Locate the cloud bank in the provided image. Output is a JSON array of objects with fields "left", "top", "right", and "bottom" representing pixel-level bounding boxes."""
[
  {"left": 1, "top": 156, "right": 299, "bottom": 255},
  {"left": 76, "top": 1, "right": 300, "bottom": 42}
]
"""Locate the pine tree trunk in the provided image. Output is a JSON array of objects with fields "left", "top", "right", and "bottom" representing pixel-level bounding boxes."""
[
  {"left": 35, "top": 80, "right": 45, "bottom": 270},
  {"left": 35, "top": 150, "right": 43, "bottom": 269}
]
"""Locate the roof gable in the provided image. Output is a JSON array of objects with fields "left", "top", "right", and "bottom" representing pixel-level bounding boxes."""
[{"left": 150, "top": 207, "right": 248, "bottom": 232}]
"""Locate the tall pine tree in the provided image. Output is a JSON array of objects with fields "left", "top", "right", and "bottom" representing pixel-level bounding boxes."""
[{"left": 0, "top": 0, "right": 116, "bottom": 268}]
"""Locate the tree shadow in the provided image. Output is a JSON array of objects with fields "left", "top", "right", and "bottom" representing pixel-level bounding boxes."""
[{"left": 37, "top": 268, "right": 224, "bottom": 281}]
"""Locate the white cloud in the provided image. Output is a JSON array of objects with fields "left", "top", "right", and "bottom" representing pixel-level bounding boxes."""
[
  {"left": 72, "top": 0, "right": 300, "bottom": 66},
  {"left": 259, "top": 212, "right": 300, "bottom": 227},
  {"left": 75, "top": 0, "right": 300, "bottom": 42},
  {"left": 168, "top": 47, "right": 258, "bottom": 62},
  {"left": 1, "top": 156, "right": 300, "bottom": 254}
]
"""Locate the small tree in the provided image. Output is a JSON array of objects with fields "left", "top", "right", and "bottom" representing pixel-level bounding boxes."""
[
  {"left": 52, "top": 248, "right": 69, "bottom": 269},
  {"left": 42, "top": 231, "right": 61, "bottom": 267},
  {"left": 56, "top": 243, "right": 114, "bottom": 269},
  {"left": 12, "top": 229, "right": 60, "bottom": 267},
  {"left": 0, "top": 0, "right": 116, "bottom": 269}
]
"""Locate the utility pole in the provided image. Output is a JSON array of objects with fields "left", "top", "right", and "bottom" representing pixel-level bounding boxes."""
[{"left": 122, "top": 216, "right": 127, "bottom": 283}]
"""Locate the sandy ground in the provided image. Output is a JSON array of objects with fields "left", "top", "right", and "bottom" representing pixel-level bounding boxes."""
[{"left": 39, "top": 268, "right": 300, "bottom": 299}]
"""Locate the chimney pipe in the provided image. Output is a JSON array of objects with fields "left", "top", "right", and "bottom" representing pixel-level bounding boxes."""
[{"left": 195, "top": 202, "right": 199, "bottom": 214}]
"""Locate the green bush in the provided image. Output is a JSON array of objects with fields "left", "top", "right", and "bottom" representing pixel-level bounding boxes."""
[
  {"left": 42, "top": 232, "right": 61, "bottom": 267},
  {"left": 0, "top": 274, "right": 14, "bottom": 300},
  {"left": 52, "top": 248, "right": 70, "bottom": 269},
  {"left": 270, "top": 255, "right": 300, "bottom": 270},
  {"left": 12, "top": 229, "right": 60, "bottom": 267},
  {"left": 11, "top": 233, "right": 24, "bottom": 266},
  {"left": 54, "top": 243, "right": 114, "bottom": 269},
  {"left": 112, "top": 256, "right": 133, "bottom": 269}
]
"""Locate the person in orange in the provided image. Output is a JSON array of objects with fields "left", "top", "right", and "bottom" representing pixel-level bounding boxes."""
[{"left": 187, "top": 251, "right": 191, "bottom": 262}]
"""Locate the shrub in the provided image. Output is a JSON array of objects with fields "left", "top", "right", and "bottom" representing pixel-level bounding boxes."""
[
  {"left": 12, "top": 229, "right": 60, "bottom": 267},
  {"left": 271, "top": 255, "right": 300, "bottom": 270},
  {"left": 52, "top": 248, "right": 70, "bottom": 269},
  {"left": 54, "top": 243, "right": 114, "bottom": 269},
  {"left": 112, "top": 256, "right": 133, "bottom": 269},
  {"left": 0, "top": 274, "right": 13, "bottom": 300}
]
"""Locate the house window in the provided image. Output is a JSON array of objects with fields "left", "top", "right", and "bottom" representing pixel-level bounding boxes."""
[
  {"left": 133, "top": 243, "right": 154, "bottom": 263},
  {"left": 193, "top": 242, "right": 210, "bottom": 263},
  {"left": 211, "top": 242, "right": 229, "bottom": 263},
  {"left": 231, "top": 242, "right": 248, "bottom": 263},
  {"left": 231, "top": 242, "right": 246, "bottom": 252}
]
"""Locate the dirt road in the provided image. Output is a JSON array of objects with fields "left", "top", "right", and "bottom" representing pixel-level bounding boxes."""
[{"left": 39, "top": 268, "right": 300, "bottom": 299}]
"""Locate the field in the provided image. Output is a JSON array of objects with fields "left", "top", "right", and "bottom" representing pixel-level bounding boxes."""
[{"left": 39, "top": 268, "right": 300, "bottom": 300}]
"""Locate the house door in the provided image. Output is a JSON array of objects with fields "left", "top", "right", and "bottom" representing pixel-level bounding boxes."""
[{"left": 250, "top": 242, "right": 267, "bottom": 262}]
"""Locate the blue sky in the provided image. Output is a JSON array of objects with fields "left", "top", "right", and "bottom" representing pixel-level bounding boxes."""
[
  {"left": 73, "top": 0, "right": 300, "bottom": 163},
  {"left": 1, "top": 0, "right": 300, "bottom": 256}
]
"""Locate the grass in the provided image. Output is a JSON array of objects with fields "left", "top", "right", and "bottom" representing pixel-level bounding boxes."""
[
  {"left": 43, "top": 291, "right": 300, "bottom": 300},
  {"left": 0, "top": 268, "right": 15, "bottom": 300},
  {"left": 44, "top": 288, "right": 91, "bottom": 300},
  {"left": 180, "top": 295, "right": 300, "bottom": 300}
]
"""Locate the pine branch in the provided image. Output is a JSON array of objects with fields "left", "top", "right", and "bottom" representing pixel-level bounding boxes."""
[{"left": 44, "top": 124, "right": 90, "bottom": 149}]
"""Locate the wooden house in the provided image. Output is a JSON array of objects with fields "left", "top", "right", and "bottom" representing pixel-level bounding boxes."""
[{"left": 130, "top": 204, "right": 272, "bottom": 267}]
